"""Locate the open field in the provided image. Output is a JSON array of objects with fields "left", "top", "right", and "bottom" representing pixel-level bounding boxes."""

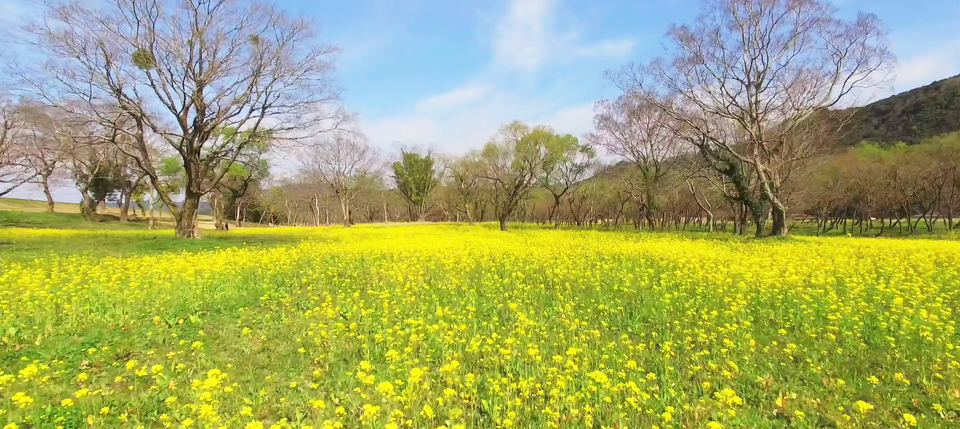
[{"left": 1, "top": 225, "right": 958, "bottom": 428}]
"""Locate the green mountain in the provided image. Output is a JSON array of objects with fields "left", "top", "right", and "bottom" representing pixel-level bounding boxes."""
[{"left": 838, "top": 75, "right": 960, "bottom": 146}]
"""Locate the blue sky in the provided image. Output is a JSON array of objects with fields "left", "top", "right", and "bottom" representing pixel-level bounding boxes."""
[
  {"left": 306, "top": 0, "right": 960, "bottom": 154},
  {"left": 2, "top": 0, "right": 959, "bottom": 201}
]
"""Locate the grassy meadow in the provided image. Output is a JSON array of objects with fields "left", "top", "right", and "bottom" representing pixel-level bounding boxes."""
[{"left": 0, "top": 222, "right": 958, "bottom": 429}]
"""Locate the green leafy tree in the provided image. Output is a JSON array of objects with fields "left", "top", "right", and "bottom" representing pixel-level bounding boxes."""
[
  {"left": 72, "top": 151, "right": 123, "bottom": 221},
  {"left": 480, "top": 121, "right": 559, "bottom": 231},
  {"left": 392, "top": 151, "right": 440, "bottom": 222},
  {"left": 540, "top": 134, "right": 595, "bottom": 226}
]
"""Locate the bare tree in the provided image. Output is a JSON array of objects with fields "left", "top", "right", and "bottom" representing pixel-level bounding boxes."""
[
  {"left": 0, "top": 97, "right": 34, "bottom": 197},
  {"left": 18, "top": 0, "right": 344, "bottom": 237},
  {"left": 445, "top": 153, "right": 488, "bottom": 224},
  {"left": 615, "top": 0, "right": 894, "bottom": 235},
  {"left": 301, "top": 132, "right": 380, "bottom": 227},
  {"left": 15, "top": 102, "right": 74, "bottom": 212},
  {"left": 588, "top": 95, "right": 681, "bottom": 229}
]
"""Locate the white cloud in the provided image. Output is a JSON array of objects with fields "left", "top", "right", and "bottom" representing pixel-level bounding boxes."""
[
  {"left": 534, "top": 102, "right": 596, "bottom": 137},
  {"left": 891, "top": 39, "right": 960, "bottom": 92},
  {"left": 829, "top": 35, "right": 958, "bottom": 106},
  {"left": 360, "top": 0, "right": 631, "bottom": 153},
  {"left": 0, "top": 0, "right": 32, "bottom": 21},
  {"left": 493, "top": 0, "right": 557, "bottom": 72},
  {"left": 492, "top": 0, "right": 634, "bottom": 72},
  {"left": 415, "top": 84, "right": 492, "bottom": 111},
  {"left": 363, "top": 85, "right": 597, "bottom": 154}
]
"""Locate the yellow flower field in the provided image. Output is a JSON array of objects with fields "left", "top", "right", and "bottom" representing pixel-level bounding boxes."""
[{"left": 0, "top": 225, "right": 958, "bottom": 428}]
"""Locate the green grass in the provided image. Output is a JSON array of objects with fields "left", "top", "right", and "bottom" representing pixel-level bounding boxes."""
[{"left": 0, "top": 210, "right": 150, "bottom": 230}]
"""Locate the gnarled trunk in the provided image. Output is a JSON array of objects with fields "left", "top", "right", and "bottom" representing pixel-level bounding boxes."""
[
  {"left": 753, "top": 209, "right": 766, "bottom": 238},
  {"left": 770, "top": 202, "right": 788, "bottom": 236},
  {"left": 498, "top": 215, "right": 509, "bottom": 231},
  {"left": 176, "top": 192, "right": 201, "bottom": 238},
  {"left": 80, "top": 194, "right": 98, "bottom": 221}
]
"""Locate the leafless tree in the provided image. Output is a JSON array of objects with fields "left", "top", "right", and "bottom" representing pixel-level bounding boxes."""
[
  {"left": 15, "top": 102, "right": 74, "bottom": 212},
  {"left": 614, "top": 0, "right": 894, "bottom": 235},
  {"left": 0, "top": 97, "right": 34, "bottom": 197},
  {"left": 18, "top": 0, "right": 344, "bottom": 237},
  {"left": 444, "top": 153, "right": 488, "bottom": 224},
  {"left": 588, "top": 95, "right": 682, "bottom": 229},
  {"left": 300, "top": 132, "right": 380, "bottom": 227}
]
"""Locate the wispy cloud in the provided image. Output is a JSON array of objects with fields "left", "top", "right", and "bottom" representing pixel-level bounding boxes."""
[
  {"left": 892, "top": 39, "right": 960, "bottom": 91},
  {"left": 362, "top": 0, "right": 631, "bottom": 152},
  {"left": 491, "top": 0, "right": 635, "bottom": 73},
  {"left": 493, "top": 0, "right": 557, "bottom": 72},
  {"left": 363, "top": 85, "right": 597, "bottom": 154},
  {"left": 415, "top": 84, "right": 492, "bottom": 111}
]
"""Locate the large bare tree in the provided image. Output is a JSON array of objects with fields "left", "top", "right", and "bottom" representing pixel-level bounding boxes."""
[
  {"left": 300, "top": 132, "right": 380, "bottom": 227},
  {"left": 19, "top": 0, "right": 344, "bottom": 237},
  {"left": 614, "top": 0, "right": 894, "bottom": 235}
]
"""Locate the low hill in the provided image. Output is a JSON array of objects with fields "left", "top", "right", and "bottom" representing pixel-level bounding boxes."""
[{"left": 838, "top": 75, "right": 960, "bottom": 146}]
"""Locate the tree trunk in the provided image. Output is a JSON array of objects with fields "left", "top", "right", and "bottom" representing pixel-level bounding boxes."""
[
  {"left": 770, "top": 202, "right": 788, "bottom": 237},
  {"left": 120, "top": 189, "right": 133, "bottom": 222},
  {"left": 147, "top": 194, "right": 156, "bottom": 230},
  {"left": 498, "top": 215, "right": 509, "bottom": 231},
  {"left": 212, "top": 196, "right": 225, "bottom": 231},
  {"left": 176, "top": 192, "right": 201, "bottom": 238},
  {"left": 549, "top": 194, "right": 563, "bottom": 228},
  {"left": 753, "top": 210, "right": 765, "bottom": 238},
  {"left": 41, "top": 174, "right": 55, "bottom": 213},
  {"left": 339, "top": 196, "right": 351, "bottom": 227},
  {"left": 80, "top": 194, "right": 98, "bottom": 222}
]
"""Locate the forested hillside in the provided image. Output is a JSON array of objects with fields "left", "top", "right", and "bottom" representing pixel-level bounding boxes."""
[{"left": 838, "top": 75, "right": 960, "bottom": 146}]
